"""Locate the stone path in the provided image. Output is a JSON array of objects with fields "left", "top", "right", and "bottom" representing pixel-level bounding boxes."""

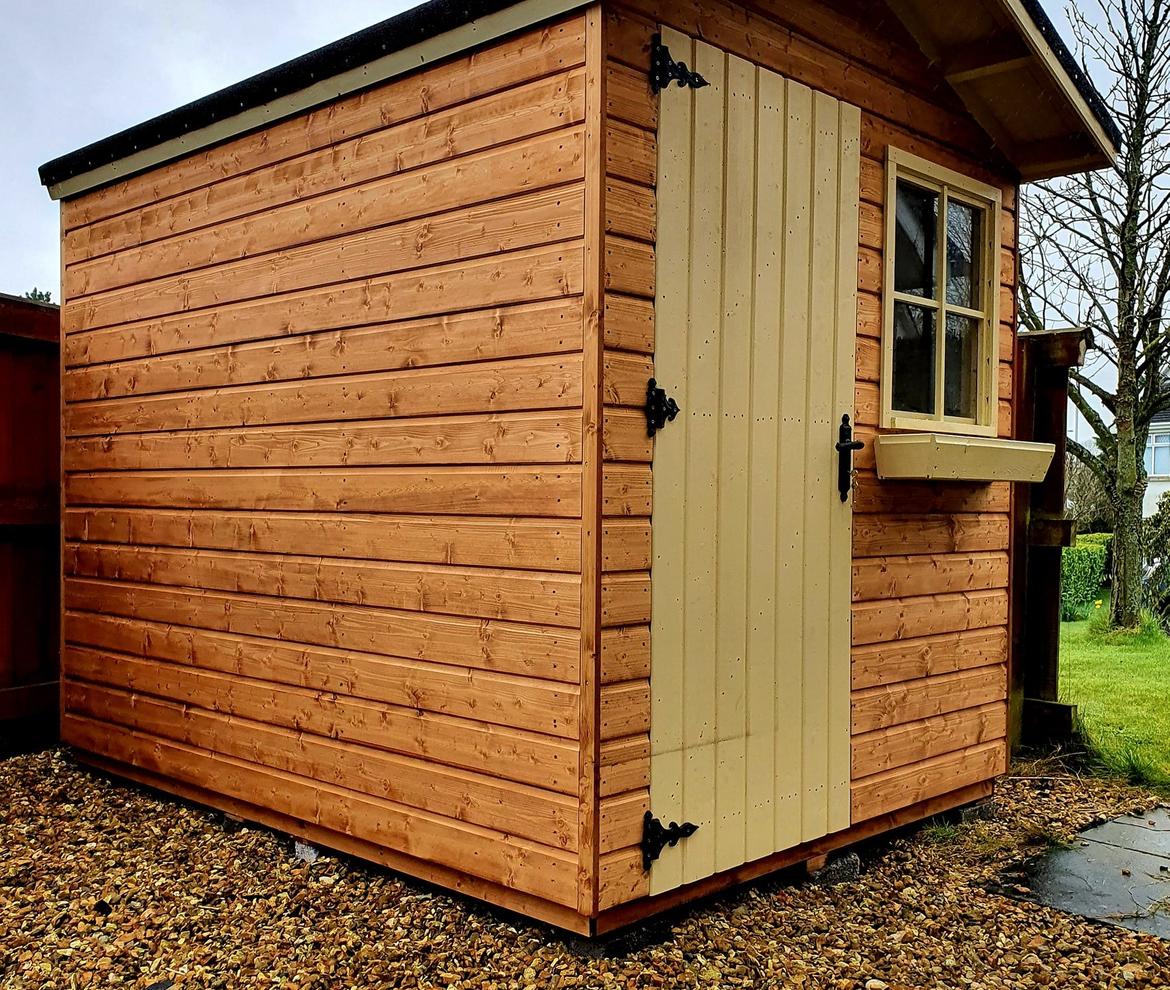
[{"left": 1020, "top": 807, "right": 1170, "bottom": 939}]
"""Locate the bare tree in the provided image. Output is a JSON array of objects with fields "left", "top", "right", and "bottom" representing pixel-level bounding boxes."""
[{"left": 1020, "top": 0, "right": 1170, "bottom": 628}]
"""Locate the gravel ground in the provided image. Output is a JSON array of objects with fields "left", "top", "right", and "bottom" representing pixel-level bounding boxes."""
[{"left": 1, "top": 749, "right": 1168, "bottom": 989}]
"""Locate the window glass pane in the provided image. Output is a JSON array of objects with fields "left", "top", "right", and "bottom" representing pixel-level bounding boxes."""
[
  {"left": 944, "top": 313, "right": 980, "bottom": 418},
  {"left": 894, "top": 181, "right": 938, "bottom": 298},
  {"left": 1156, "top": 445, "right": 1170, "bottom": 476},
  {"left": 1145, "top": 439, "right": 1155, "bottom": 474},
  {"left": 946, "top": 199, "right": 983, "bottom": 309},
  {"left": 892, "top": 302, "right": 936, "bottom": 414}
]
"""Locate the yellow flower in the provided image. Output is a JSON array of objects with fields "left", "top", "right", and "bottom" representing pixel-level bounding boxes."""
[{"left": 1095, "top": 600, "right": 1103, "bottom": 608}]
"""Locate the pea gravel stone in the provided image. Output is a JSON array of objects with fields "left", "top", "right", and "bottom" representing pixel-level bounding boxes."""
[{"left": 1, "top": 750, "right": 1168, "bottom": 989}]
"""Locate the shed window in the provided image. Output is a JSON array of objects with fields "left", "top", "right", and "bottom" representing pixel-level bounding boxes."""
[{"left": 884, "top": 149, "right": 1002, "bottom": 436}]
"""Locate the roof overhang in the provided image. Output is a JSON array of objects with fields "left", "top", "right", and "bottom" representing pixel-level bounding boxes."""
[
  {"left": 39, "top": 0, "right": 1119, "bottom": 199},
  {"left": 884, "top": 0, "right": 1120, "bottom": 180}
]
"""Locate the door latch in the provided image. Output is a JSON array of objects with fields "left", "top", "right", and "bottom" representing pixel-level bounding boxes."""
[
  {"left": 641, "top": 812, "right": 699, "bottom": 870},
  {"left": 649, "top": 34, "right": 710, "bottom": 94},
  {"left": 646, "top": 378, "right": 680, "bottom": 437},
  {"left": 835, "top": 414, "right": 864, "bottom": 502}
]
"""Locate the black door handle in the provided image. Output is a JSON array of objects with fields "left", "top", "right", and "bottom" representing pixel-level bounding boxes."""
[{"left": 835, "top": 414, "right": 864, "bottom": 503}]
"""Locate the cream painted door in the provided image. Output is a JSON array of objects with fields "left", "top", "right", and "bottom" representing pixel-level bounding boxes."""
[{"left": 648, "top": 28, "right": 860, "bottom": 895}]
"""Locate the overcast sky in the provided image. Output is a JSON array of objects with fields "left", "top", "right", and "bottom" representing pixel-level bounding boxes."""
[{"left": 2, "top": 0, "right": 1073, "bottom": 300}]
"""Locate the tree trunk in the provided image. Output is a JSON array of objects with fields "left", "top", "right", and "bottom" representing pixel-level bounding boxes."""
[{"left": 1111, "top": 487, "right": 1145, "bottom": 627}]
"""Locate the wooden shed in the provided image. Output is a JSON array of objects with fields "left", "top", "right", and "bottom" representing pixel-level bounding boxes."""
[{"left": 39, "top": 0, "right": 1117, "bottom": 934}]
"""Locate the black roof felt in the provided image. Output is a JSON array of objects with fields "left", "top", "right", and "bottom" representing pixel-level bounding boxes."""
[{"left": 39, "top": 0, "right": 1121, "bottom": 190}]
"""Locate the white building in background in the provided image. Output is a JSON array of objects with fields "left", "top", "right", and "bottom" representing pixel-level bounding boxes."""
[
  {"left": 1145, "top": 409, "right": 1170, "bottom": 517},
  {"left": 1067, "top": 350, "right": 1169, "bottom": 517}
]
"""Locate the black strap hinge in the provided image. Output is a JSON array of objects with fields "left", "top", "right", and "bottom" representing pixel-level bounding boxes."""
[
  {"left": 641, "top": 812, "right": 699, "bottom": 870},
  {"left": 649, "top": 34, "right": 710, "bottom": 94}
]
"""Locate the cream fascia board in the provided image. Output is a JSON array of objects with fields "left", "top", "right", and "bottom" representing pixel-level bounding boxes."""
[
  {"left": 999, "top": 0, "right": 1118, "bottom": 164},
  {"left": 47, "top": 0, "right": 590, "bottom": 201},
  {"left": 882, "top": 147, "right": 1002, "bottom": 435}
]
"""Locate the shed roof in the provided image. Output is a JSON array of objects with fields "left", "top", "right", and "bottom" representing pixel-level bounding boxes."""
[{"left": 38, "top": 0, "right": 1118, "bottom": 199}]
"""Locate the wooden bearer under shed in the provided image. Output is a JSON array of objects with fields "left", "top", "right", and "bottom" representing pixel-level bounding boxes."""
[{"left": 40, "top": 0, "right": 1118, "bottom": 934}]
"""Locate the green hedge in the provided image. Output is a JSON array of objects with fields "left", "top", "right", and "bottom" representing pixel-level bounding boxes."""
[
  {"left": 1062, "top": 541, "right": 1108, "bottom": 621},
  {"left": 1077, "top": 532, "right": 1114, "bottom": 582}
]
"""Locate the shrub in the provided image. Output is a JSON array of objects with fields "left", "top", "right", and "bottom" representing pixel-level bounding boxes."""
[
  {"left": 1145, "top": 492, "right": 1170, "bottom": 629},
  {"left": 1077, "top": 532, "right": 1113, "bottom": 583},
  {"left": 1061, "top": 541, "right": 1107, "bottom": 621}
]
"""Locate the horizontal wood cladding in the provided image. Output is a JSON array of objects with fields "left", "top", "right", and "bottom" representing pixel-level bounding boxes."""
[
  {"left": 61, "top": 18, "right": 588, "bottom": 232},
  {"left": 63, "top": 713, "right": 580, "bottom": 908},
  {"left": 65, "top": 509, "right": 582, "bottom": 572},
  {"left": 60, "top": 12, "right": 593, "bottom": 916}
]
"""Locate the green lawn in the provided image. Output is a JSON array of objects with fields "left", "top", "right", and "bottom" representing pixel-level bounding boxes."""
[{"left": 1060, "top": 614, "right": 1170, "bottom": 782}]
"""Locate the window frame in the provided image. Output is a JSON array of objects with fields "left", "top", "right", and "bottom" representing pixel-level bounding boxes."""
[
  {"left": 881, "top": 147, "right": 1003, "bottom": 437},
  {"left": 1147, "top": 431, "right": 1170, "bottom": 479}
]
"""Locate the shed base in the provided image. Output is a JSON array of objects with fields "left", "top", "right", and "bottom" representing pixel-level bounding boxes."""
[{"left": 73, "top": 750, "right": 993, "bottom": 937}]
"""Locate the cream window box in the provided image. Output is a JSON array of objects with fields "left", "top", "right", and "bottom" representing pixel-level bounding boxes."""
[{"left": 874, "top": 433, "right": 1055, "bottom": 483}]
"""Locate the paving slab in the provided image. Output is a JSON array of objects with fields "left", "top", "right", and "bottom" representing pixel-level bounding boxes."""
[{"left": 1011, "top": 807, "right": 1170, "bottom": 939}]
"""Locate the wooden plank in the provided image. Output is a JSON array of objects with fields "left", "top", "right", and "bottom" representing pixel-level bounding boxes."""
[
  {"left": 65, "top": 298, "right": 584, "bottom": 403},
  {"left": 600, "top": 572, "right": 651, "bottom": 628},
  {"left": 67, "top": 466, "right": 582, "bottom": 518},
  {"left": 774, "top": 76, "right": 814, "bottom": 853},
  {"left": 602, "top": 351, "right": 654, "bottom": 406},
  {"left": 646, "top": 23, "right": 692, "bottom": 899},
  {"left": 604, "top": 293, "right": 654, "bottom": 353},
  {"left": 606, "top": 178, "right": 656, "bottom": 242},
  {"left": 744, "top": 63, "right": 784, "bottom": 865},
  {"left": 64, "top": 609, "right": 577, "bottom": 738},
  {"left": 851, "top": 551, "right": 1010, "bottom": 602},
  {"left": 580, "top": 4, "right": 607, "bottom": 918},
  {"left": 829, "top": 97, "right": 862, "bottom": 832},
  {"left": 65, "top": 508, "right": 580, "bottom": 573},
  {"left": 65, "top": 242, "right": 584, "bottom": 368},
  {"left": 851, "top": 589, "right": 1010, "bottom": 646},
  {"left": 66, "top": 412, "right": 582, "bottom": 473},
  {"left": 677, "top": 36, "right": 726, "bottom": 888},
  {"left": 600, "top": 625, "right": 650, "bottom": 684},
  {"left": 852, "top": 474, "right": 1012, "bottom": 515},
  {"left": 65, "top": 578, "right": 580, "bottom": 682},
  {"left": 66, "top": 69, "right": 588, "bottom": 266},
  {"left": 67, "top": 354, "right": 584, "bottom": 437},
  {"left": 606, "top": 120, "right": 656, "bottom": 186},
  {"left": 602, "top": 464, "right": 651, "bottom": 516},
  {"left": 851, "top": 703, "right": 1007, "bottom": 779},
  {"left": 65, "top": 542, "right": 581, "bottom": 628},
  {"left": 603, "top": 407, "right": 653, "bottom": 463},
  {"left": 601, "top": 519, "right": 651, "bottom": 572},
  {"left": 851, "top": 628, "right": 1009, "bottom": 690},
  {"left": 598, "top": 847, "right": 649, "bottom": 909},
  {"left": 64, "top": 679, "right": 577, "bottom": 849},
  {"left": 61, "top": 18, "right": 589, "bottom": 230},
  {"left": 714, "top": 53, "right": 754, "bottom": 872},
  {"left": 63, "top": 648, "right": 575, "bottom": 792},
  {"left": 851, "top": 664, "right": 1009, "bottom": 733},
  {"left": 64, "top": 180, "right": 585, "bottom": 333},
  {"left": 599, "top": 790, "right": 649, "bottom": 854},
  {"left": 851, "top": 740, "right": 1007, "bottom": 822},
  {"left": 63, "top": 714, "right": 579, "bottom": 906},
  {"left": 600, "top": 681, "right": 651, "bottom": 740},
  {"left": 852, "top": 514, "right": 1010, "bottom": 557},
  {"left": 606, "top": 62, "right": 657, "bottom": 131},
  {"left": 605, "top": 236, "right": 655, "bottom": 299}
]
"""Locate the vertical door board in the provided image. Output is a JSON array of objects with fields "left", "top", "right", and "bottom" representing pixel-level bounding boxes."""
[{"left": 649, "top": 31, "right": 860, "bottom": 895}]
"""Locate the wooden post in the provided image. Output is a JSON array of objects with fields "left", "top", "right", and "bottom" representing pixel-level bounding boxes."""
[{"left": 1012, "top": 328, "right": 1086, "bottom": 746}]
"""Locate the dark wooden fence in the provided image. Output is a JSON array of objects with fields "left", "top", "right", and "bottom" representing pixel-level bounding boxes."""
[{"left": 0, "top": 293, "right": 59, "bottom": 753}]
